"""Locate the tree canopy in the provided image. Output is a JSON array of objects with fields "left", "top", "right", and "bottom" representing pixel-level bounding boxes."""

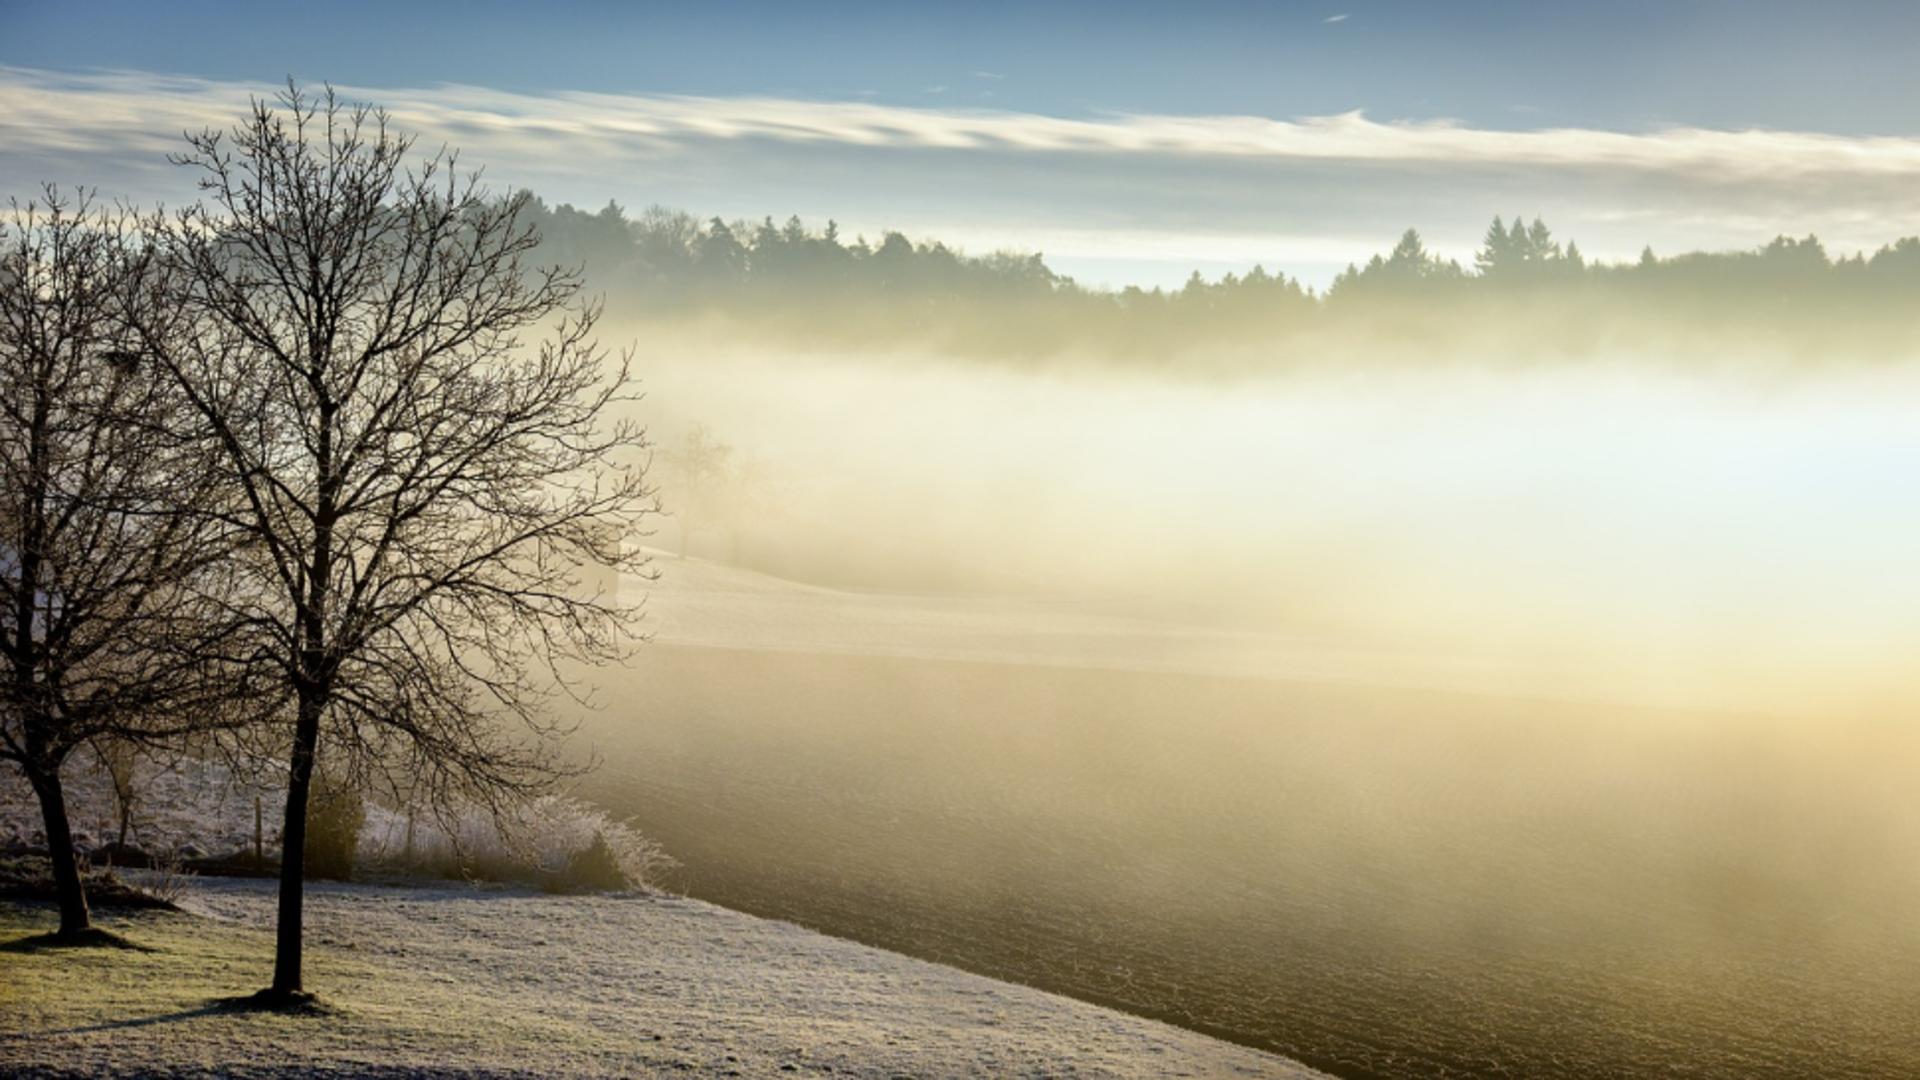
[{"left": 514, "top": 198, "right": 1920, "bottom": 360}]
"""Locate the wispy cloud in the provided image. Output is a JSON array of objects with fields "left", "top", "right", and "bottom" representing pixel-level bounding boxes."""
[
  {"left": 1324, "top": 13, "right": 1350, "bottom": 24},
  {"left": 11, "top": 66, "right": 1920, "bottom": 181},
  {"left": 971, "top": 71, "right": 1006, "bottom": 80},
  {"left": 4, "top": 66, "right": 1919, "bottom": 286}
]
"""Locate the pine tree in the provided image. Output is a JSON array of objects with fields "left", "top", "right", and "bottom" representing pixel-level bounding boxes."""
[
  {"left": 696, "top": 218, "right": 747, "bottom": 283},
  {"left": 1476, "top": 215, "right": 1512, "bottom": 276},
  {"left": 1527, "top": 217, "right": 1559, "bottom": 262},
  {"left": 1388, "top": 229, "right": 1430, "bottom": 275}
]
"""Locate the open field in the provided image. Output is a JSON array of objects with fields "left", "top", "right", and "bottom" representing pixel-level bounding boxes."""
[
  {"left": 0, "top": 877, "right": 1314, "bottom": 1079},
  {"left": 10, "top": 554, "right": 1914, "bottom": 1079},
  {"left": 9, "top": 15, "right": 1920, "bottom": 1080},
  {"left": 562, "top": 559, "right": 1920, "bottom": 1078}
]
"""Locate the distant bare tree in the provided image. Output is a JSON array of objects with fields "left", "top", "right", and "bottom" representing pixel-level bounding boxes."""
[
  {"left": 133, "top": 85, "right": 657, "bottom": 1004},
  {"left": 662, "top": 423, "right": 733, "bottom": 558},
  {"left": 0, "top": 189, "right": 243, "bottom": 939},
  {"left": 98, "top": 739, "right": 140, "bottom": 856}
]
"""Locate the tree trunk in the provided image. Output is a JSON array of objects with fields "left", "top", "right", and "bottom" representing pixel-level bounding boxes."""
[
  {"left": 269, "top": 693, "right": 324, "bottom": 995},
  {"left": 115, "top": 802, "right": 130, "bottom": 853},
  {"left": 26, "top": 760, "right": 91, "bottom": 936},
  {"left": 109, "top": 750, "right": 135, "bottom": 853}
]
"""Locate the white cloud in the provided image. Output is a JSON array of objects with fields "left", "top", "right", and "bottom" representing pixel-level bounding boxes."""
[
  {"left": 1324, "top": 14, "right": 1350, "bottom": 23},
  {"left": 14, "top": 65, "right": 1920, "bottom": 179},
  {"left": 4, "top": 66, "right": 1920, "bottom": 286}
]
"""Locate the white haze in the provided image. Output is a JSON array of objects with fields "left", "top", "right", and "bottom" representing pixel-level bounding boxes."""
[{"left": 623, "top": 334, "right": 1920, "bottom": 720}]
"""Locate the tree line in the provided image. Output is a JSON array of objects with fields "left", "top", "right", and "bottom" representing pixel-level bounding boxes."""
[
  {"left": 523, "top": 199, "right": 1920, "bottom": 358},
  {"left": 1, "top": 85, "right": 654, "bottom": 1005}
]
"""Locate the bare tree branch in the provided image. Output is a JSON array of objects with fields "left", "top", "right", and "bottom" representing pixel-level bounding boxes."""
[
  {"left": 134, "top": 83, "right": 659, "bottom": 1001},
  {"left": 0, "top": 187, "right": 255, "bottom": 936}
]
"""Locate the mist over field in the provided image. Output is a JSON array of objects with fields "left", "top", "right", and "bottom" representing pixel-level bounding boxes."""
[
  {"left": 10, "top": 9, "right": 1920, "bottom": 1078},
  {"left": 623, "top": 330, "right": 1920, "bottom": 715},
  {"left": 567, "top": 327, "right": 1920, "bottom": 1077}
]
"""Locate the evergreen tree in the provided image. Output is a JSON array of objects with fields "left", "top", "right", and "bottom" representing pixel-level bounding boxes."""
[
  {"left": 1508, "top": 213, "right": 1537, "bottom": 263},
  {"left": 1386, "top": 229, "right": 1430, "bottom": 276},
  {"left": 1527, "top": 217, "right": 1559, "bottom": 262},
  {"left": 1476, "top": 215, "right": 1512, "bottom": 276},
  {"left": 696, "top": 217, "right": 748, "bottom": 284}
]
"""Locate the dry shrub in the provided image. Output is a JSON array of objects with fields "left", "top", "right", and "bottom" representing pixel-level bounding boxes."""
[
  {"left": 360, "top": 794, "right": 675, "bottom": 893},
  {"left": 304, "top": 772, "right": 366, "bottom": 881}
]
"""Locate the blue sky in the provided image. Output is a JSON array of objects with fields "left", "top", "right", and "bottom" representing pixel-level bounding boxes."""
[
  {"left": 6, "top": 1, "right": 1920, "bottom": 286},
  {"left": 11, "top": 1, "right": 1920, "bottom": 132}
]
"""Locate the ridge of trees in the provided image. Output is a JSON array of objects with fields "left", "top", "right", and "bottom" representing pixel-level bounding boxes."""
[{"left": 521, "top": 198, "right": 1920, "bottom": 356}]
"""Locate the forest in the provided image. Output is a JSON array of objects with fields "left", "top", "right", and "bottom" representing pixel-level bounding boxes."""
[{"left": 525, "top": 197, "right": 1920, "bottom": 360}]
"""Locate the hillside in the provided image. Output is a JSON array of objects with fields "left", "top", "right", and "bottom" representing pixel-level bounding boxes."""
[{"left": 0, "top": 876, "right": 1318, "bottom": 1079}]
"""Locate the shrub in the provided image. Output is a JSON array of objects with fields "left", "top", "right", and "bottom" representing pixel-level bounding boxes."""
[
  {"left": 304, "top": 772, "right": 366, "bottom": 881},
  {"left": 0, "top": 854, "right": 187, "bottom": 909},
  {"left": 555, "top": 832, "right": 627, "bottom": 893},
  {"left": 359, "top": 794, "right": 675, "bottom": 892},
  {"left": 136, "top": 853, "right": 196, "bottom": 906}
]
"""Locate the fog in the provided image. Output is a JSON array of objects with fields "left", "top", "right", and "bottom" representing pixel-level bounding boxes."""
[
  {"left": 543, "top": 326, "right": 1920, "bottom": 1077},
  {"left": 624, "top": 330, "right": 1920, "bottom": 718},
  {"left": 13, "top": 28, "right": 1920, "bottom": 1079}
]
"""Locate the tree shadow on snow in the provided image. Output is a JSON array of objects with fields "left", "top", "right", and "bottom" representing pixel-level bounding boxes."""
[
  {"left": 43, "top": 1002, "right": 236, "bottom": 1036},
  {"left": 0, "top": 927, "right": 155, "bottom": 953},
  {"left": 43, "top": 992, "right": 338, "bottom": 1037}
]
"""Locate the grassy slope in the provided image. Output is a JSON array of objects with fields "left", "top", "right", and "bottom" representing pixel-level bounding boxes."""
[{"left": 0, "top": 879, "right": 1316, "bottom": 1079}]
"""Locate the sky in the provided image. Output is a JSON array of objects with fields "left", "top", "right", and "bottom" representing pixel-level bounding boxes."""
[{"left": 5, "top": 1, "right": 1920, "bottom": 287}]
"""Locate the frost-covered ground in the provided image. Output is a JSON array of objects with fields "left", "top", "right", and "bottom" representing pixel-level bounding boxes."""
[
  {"left": 0, "top": 752, "right": 673, "bottom": 891},
  {"left": 0, "top": 876, "right": 1320, "bottom": 1079},
  {"left": 0, "top": 751, "right": 275, "bottom": 860}
]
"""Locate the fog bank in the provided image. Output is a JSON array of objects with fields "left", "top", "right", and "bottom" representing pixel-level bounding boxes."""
[{"left": 623, "top": 333, "right": 1920, "bottom": 718}]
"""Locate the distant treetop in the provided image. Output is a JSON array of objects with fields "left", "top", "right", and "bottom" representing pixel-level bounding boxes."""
[{"left": 516, "top": 195, "right": 1920, "bottom": 359}]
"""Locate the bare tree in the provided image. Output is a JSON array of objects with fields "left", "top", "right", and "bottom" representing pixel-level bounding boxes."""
[
  {"left": 662, "top": 423, "right": 733, "bottom": 558},
  {"left": 133, "top": 86, "right": 657, "bottom": 1004},
  {"left": 98, "top": 739, "right": 140, "bottom": 856},
  {"left": 0, "top": 189, "right": 242, "bottom": 939}
]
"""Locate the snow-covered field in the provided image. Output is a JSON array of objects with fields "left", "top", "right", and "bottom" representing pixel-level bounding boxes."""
[{"left": 0, "top": 877, "right": 1320, "bottom": 1079}]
